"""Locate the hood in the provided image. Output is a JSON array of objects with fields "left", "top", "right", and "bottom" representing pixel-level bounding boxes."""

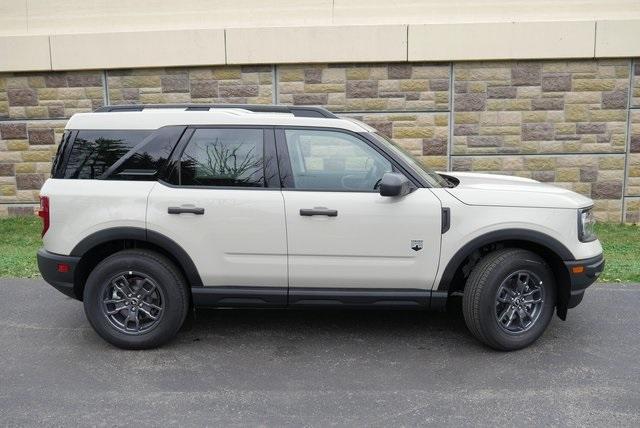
[{"left": 440, "top": 172, "right": 593, "bottom": 209}]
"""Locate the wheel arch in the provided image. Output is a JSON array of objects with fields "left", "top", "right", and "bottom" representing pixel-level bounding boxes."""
[
  {"left": 438, "top": 228, "right": 573, "bottom": 318},
  {"left": 71, "top": 227, "right": 203, "bottom": 300}
]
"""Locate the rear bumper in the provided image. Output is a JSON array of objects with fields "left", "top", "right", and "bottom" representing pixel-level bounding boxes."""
[
  {"left": 37, "top": 248, "right": 81, "bottom": 300},
  {"left": 563, "top": 253, "right": 605, "bottom": 308}
]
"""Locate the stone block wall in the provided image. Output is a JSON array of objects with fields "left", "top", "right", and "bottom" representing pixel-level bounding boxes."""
[{"left": 0, "top": 59, "right": 639, "bottom": 222}]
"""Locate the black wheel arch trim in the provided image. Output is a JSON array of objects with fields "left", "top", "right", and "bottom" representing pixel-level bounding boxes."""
[
  {"left": 437, "top": 228, "right": 574, "bottom": 291},
  {"left": 70, "top": 227, "right": 203, "bottom": 287}
]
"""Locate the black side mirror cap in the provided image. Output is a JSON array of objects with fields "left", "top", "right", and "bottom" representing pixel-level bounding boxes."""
[{"left": 379, "top": 172, "right": 411, "bottom": 197}]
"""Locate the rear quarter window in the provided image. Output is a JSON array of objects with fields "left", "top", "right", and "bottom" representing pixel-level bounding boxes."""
[{"left": 62, "top": 130, "right": 152, "bottom": 179}]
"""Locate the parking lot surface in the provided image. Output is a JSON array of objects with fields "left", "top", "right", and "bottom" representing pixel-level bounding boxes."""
[{"left": 0, "top": 279, "right": 639, "bottom": 426}]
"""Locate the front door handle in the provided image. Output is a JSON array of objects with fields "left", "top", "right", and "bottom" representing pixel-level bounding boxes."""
[
  {"left": 300, "top": 207, "right": 338, "bottom": 217},
  {"left": 168, "top": 206, "right": 205, "bottom": 215}
]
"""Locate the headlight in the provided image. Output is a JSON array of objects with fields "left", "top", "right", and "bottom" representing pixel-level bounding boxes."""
[{"left": 578, "top": 207, "right": 596, "bottom": 242}]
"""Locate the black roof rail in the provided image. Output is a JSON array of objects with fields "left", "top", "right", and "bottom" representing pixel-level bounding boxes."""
[{"left": 93, "top": 104, "right": 338, "bottom": 119}]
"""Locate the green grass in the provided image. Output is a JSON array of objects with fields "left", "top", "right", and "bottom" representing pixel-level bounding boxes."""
[
  {"left": 0, "top": 217, "right": 639, "bottom": 282},
  {"left": 0, "top": 216, "right": 42, "bottom": 278},
  {"left": 594, "top": 223, "right": 640, "bottom": 282}
]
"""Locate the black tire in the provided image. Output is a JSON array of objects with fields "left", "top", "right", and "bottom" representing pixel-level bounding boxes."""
[
  {"left": 83, "top": 249, "right": 189, "bottom": 349},
  {"left": 462, "top": 248, "right": 556, "bottom": 351}
]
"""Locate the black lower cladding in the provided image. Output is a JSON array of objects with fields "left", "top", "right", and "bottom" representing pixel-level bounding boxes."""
[
  {"left": 192, "top": 286, "right": 445, "bottom": 309},
  {"left": 37, "top": 248, "right": 81, "bottom": 299},
  {"left": 564, "top": 253, "right": 604, "bottom": 308}
]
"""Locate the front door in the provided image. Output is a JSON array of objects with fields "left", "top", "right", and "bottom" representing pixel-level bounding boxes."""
[{"left": 277, "top": 128, "right": 442, "bottom": 306}]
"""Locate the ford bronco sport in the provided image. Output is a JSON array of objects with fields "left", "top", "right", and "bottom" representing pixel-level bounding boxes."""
[{"left": 37, "top": 104, "right": 604, "bottom": 350}]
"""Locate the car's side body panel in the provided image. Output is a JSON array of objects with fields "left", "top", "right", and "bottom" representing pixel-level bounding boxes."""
[{"left": 40, "top": 179, "right": 155, "bottom": 255}]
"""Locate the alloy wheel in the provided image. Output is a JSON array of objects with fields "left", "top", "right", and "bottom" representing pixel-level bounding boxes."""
[
  {"left": 100, "top": 272, "right": 165, "bottom": 335},
  {"left": 495, "top": 270, "right": 545, "bottom": 334}
]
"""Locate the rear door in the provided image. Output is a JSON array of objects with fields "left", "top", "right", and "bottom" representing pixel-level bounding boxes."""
[
  {"left": 146, "top": 126, "right": 288, "bottom": 305},
  {"left": 276, "top": 127, "right": 442, "bottom": 306}
]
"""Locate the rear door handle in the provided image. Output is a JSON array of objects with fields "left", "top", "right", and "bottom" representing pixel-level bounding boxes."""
[
  {"left": 168, "top": 206, "right": 205, "bottom": 215},
  {"left": 300, "top": 207, "right": 338, "bottom": 217}
]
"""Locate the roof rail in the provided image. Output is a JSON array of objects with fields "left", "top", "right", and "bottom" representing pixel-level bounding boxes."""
[{"left": 93, "top": 104, "right": 338, "bottom": 118}]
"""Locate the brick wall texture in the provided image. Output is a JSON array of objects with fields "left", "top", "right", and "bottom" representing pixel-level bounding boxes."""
[{"left": 1, "top": 59, "right": 639, "bottom": 222}]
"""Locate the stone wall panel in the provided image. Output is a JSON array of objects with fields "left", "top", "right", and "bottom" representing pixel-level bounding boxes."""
[
  {"left": 453, "top": 60, "right": 629, "bottom": 155},
  {"left": 627, "top": 110, "right": 640, "bottom": 197},
  {"left": 632, "top": 60, "right": 640, "bottom": 107},
  {"left": 107, "top": 66, "right": 273, "bottom": 105},
  {"left": 278, "top": 63, "right": 450, "bottom": 112},
  {"left": 0, "top": 120, "right": 66, "bottom": 204},
  {"left": 0, "top": 71, "right": 104, "bottom": 119}
]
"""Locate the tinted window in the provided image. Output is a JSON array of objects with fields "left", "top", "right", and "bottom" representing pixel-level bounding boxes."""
[
  {"left": 284, "top": 129, "right": 393, "bottom": 191},
  {"left": 63, "top": 130, "right": 151, "bottom": 179},
  {"left": 51, "top": 130, "right": 72, "bottom": 178},
  {"left": 180, "top": 128, "right": 264, "bottom": 187},
  {"left": 109, "top": 126, "right": 185, "bottom": 180}
]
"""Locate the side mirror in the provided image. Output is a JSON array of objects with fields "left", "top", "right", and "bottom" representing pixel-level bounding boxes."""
[{"left": 379, "top": 172, "right": 411, "bottom": 197}]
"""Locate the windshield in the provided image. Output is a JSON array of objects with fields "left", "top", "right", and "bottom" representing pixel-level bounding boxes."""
[{"left": 368, "top": 133, "right": 449, "bottom": 188}]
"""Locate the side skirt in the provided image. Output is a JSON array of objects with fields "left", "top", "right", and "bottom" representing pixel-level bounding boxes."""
[{"left": 192, "top": 287, "right": 448, "bottom": 310}]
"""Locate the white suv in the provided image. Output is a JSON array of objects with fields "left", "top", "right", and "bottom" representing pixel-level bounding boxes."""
[{"left": 37, "top": 104, "right": 604, "bottom": 350}]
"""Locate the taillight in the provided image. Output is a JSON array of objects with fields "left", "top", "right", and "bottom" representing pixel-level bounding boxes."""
[{"left": 38, "top": 196, "right": 50, "bottom": 237}]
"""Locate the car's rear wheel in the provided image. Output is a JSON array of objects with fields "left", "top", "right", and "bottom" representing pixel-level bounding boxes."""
[
  {"left": 462, "top": 248, "right": 556, "bottom": 351},
  {"left": 83, "top": 249, "right": 189, "bottom": 349}
]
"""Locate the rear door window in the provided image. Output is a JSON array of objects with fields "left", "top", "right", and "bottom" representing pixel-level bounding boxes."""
[
  {"left": 63, "top": 130, "right": 152, "bottom": 179},
  {"left": 178, "top": 128, "right": 265, "bottom": 187}
]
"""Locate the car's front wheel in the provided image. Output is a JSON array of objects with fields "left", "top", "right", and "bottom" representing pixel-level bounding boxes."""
[
  {"left": 83, "top": 249, "right": 189, "bottom": 349},
  {"left": 462, "top": 248, "right": 556, "bottom": 351}
]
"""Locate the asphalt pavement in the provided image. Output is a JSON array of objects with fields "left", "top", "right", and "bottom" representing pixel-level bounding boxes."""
[{"left": 1, "top": 278, "right": 639, "bottom": 426}]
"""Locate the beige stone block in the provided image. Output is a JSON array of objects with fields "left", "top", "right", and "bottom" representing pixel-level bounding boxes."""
[
  {"left": 502, "top": 156, "right": 524, "bottom": 170},
  {"left": 21, "top": 150, "right": 52, "bottom": 162},
  {"left": 590, "top": 109, "right": 626, "bottom": 122},
  {"left": 394, "top": 127, "right": 434, "bottom": 139},
  {"left": 15, "top": 163, "right": 35, "bottom": 173},
  {"left": 565, "top": 105, "right": 590, "bottom": 122},
  {"left": 455, "top": 112, "right": 479, "bottom": 124},
  {"left": 0, "top": 185, "right": 17, "bottom": 196},
  {"left": 421, "top": 156, "right": 447, "bottom": 170},
  {"left": 6, "top": 140, "right": 28, "bottom": 151},
  {"left": 573, "top": 79, "right": 617, "bottom": 92},
  {"left": 565, "top": 92, "right": 601, "bottom": 104},
  {"left": 480, "top": 126, "right": 520, "bottom": 136},
  {"left": 345, "top": 68, "right": 369, "bottom": 80},
  {"left": 467, "top": 82, "right": 486, "bottom": 93},
  {"left": 279, "top": 68, "right": 304, "bottom": 82},
  {"left": 317, "top": 68, "right": 344, "bottom": 83},
  {"left": 487, "top": 99, "right": 531, "bottom": 111},
  {"left": 473, "top": 157, "right": 503, "bottom": 171},
  {"left": 212, "top": 67, "right": 242, "bottom": 80},
  {"left": 304, "top": 83, "right": 344, "bottom": 93},
  {"left": 599, "top": 156, "right": 625, "bottom": 170},
  {"left": 400, "top": 80, "right": 428, "bottom": 92},
  {"left": 525, "top": 158, "right": 555, "bottom": 170},
  {"left": 522, "top": 111, "right": 547, "bottom": 123},
  {"left": 378, "top": 80, "right": 400, "bottom": 92},
  {"left": 556, "top": 168, "right": 580, "bottom": 182},
  {"left": 434, "top": 115, "right": 449, "bottom": 127}
]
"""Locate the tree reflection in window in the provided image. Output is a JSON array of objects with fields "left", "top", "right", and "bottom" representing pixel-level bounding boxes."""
[{"left": 180, "top": 129, "right": 265, "bottom": 187}]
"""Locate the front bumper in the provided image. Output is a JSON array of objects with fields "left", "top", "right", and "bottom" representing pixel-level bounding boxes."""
[
  {"left": 37, "top": 248, "right": 81, "bottom": 299},
  {"left": 563, "top": 253, "right": 605, "bottom": 308}
]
